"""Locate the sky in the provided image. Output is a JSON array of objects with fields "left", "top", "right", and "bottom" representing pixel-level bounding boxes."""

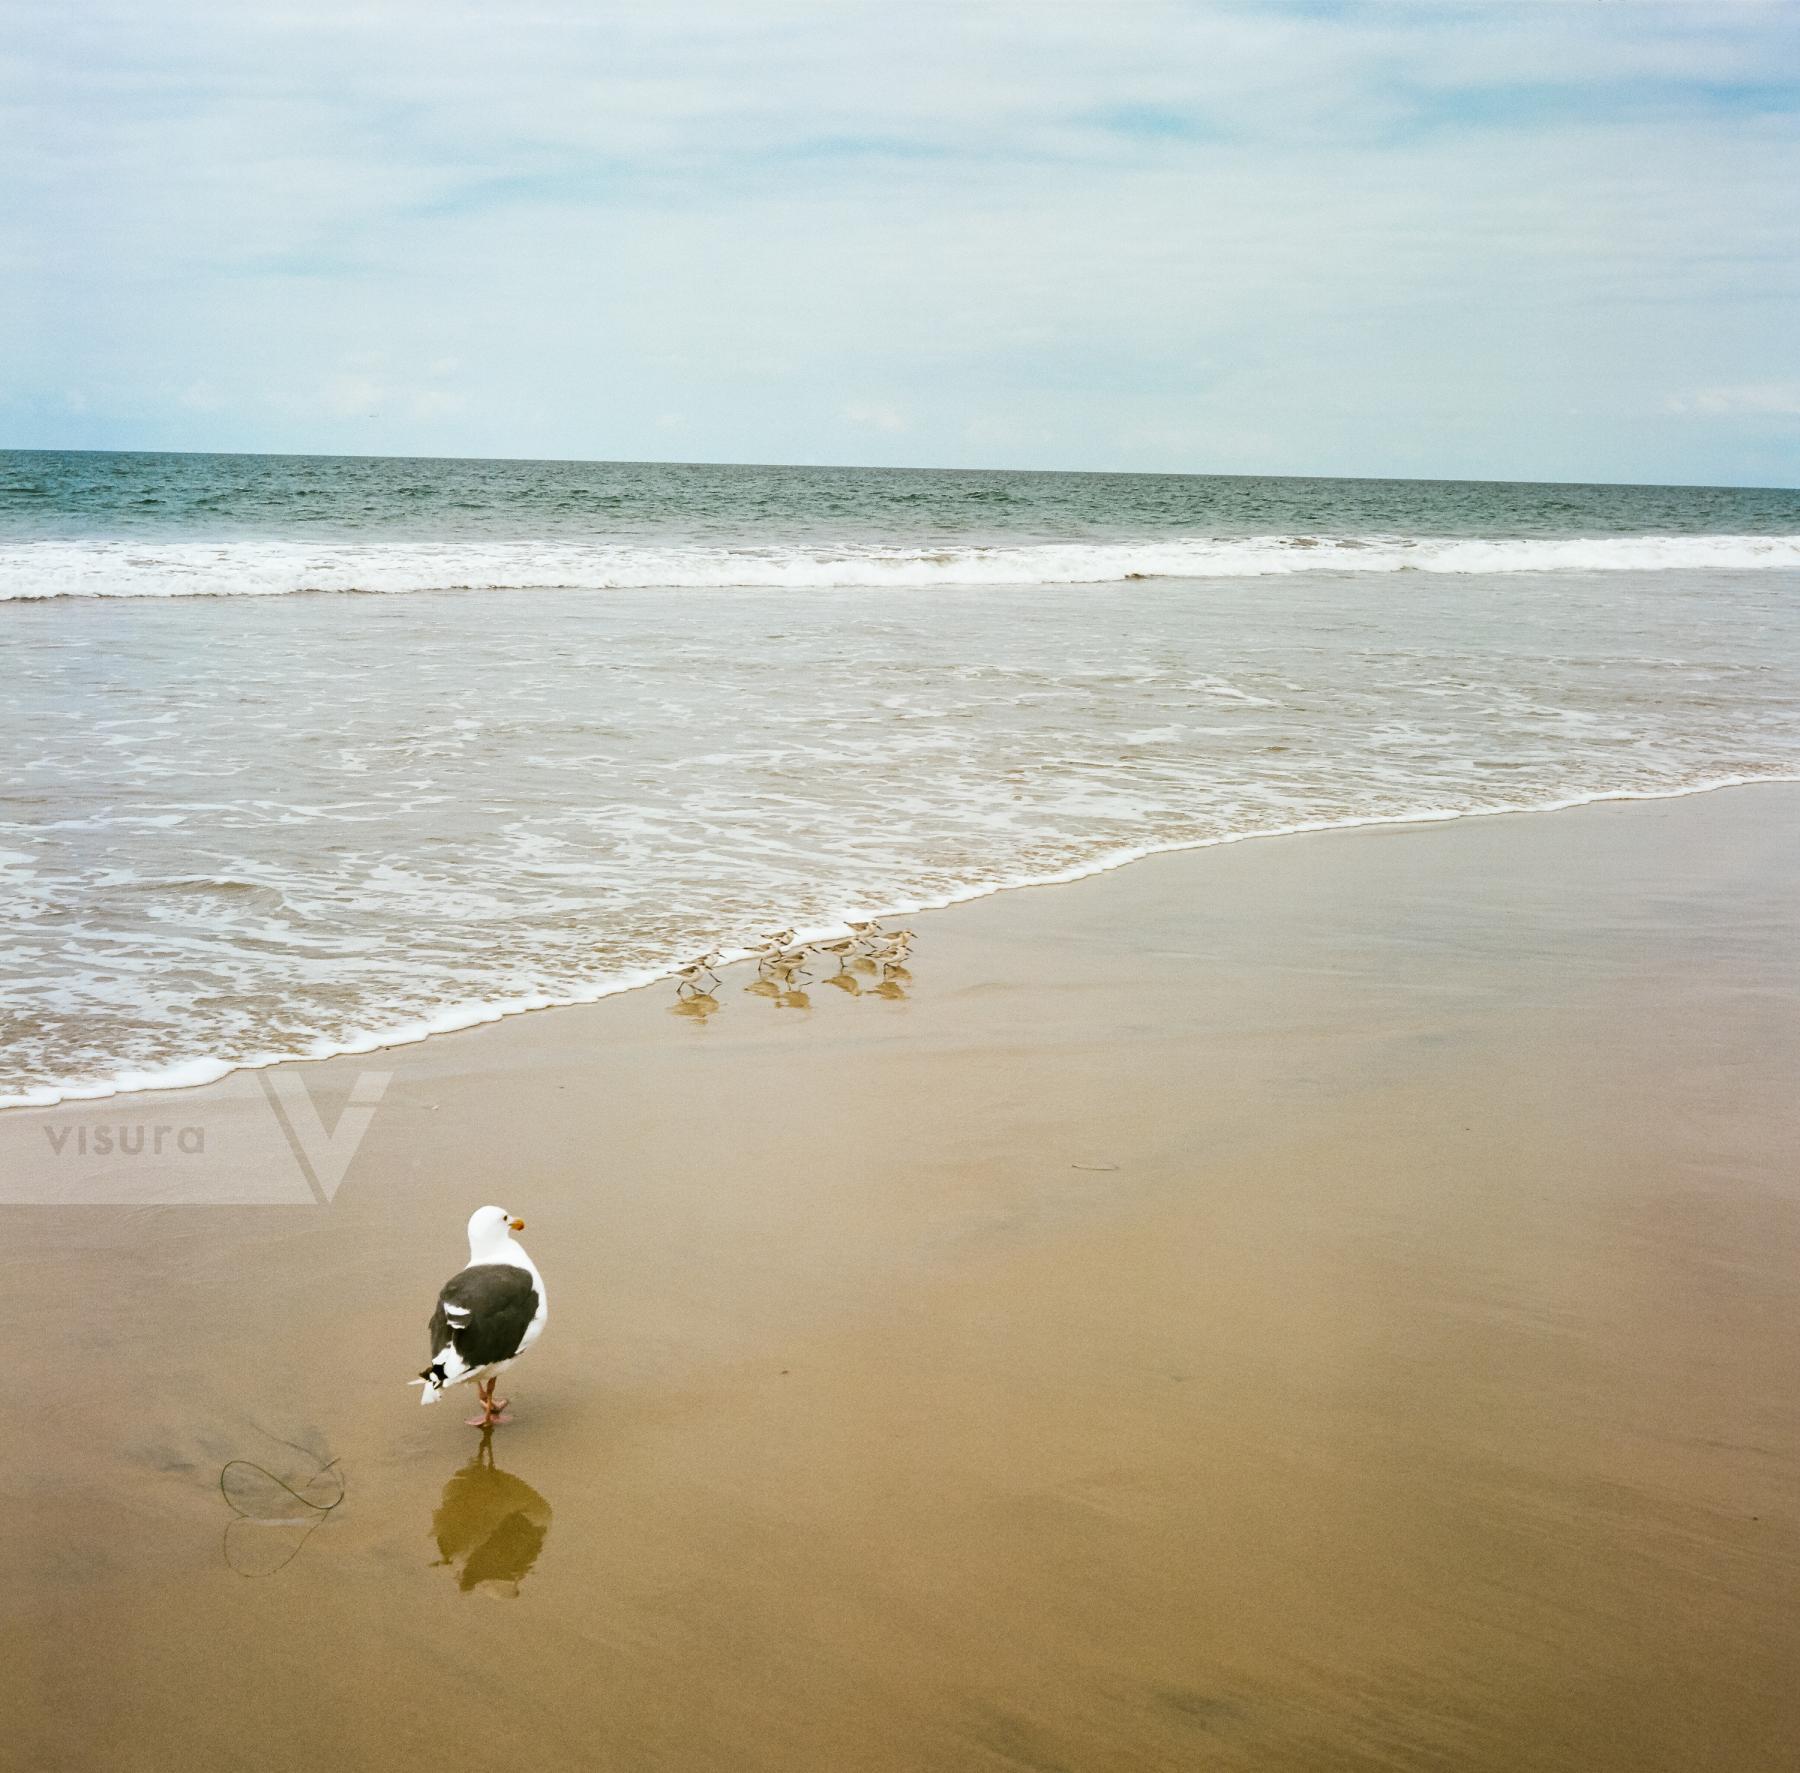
[{"left": 3, "top": 1, "right": 1797, "bottom": 485}]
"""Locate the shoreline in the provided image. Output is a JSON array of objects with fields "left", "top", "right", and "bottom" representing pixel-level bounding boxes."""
[
  {"left": 9, "top": 767, "right": 1800, "bottom": 1115},
  {"left": 10, "top": 778, "right": 1799, "bottom": 1769}
]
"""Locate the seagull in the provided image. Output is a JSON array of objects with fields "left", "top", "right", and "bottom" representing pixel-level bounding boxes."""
[{"left": 411, "top": 1206, "right": 548, "bottom": 1428}]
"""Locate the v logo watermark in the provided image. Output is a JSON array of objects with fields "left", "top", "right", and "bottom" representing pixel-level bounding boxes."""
[
  {"left": 260, "top": 1069, "right": 391, "bottom": 1204},
  {"left": 2, "top": 1064, "right": 392, "bottom": 1206}
]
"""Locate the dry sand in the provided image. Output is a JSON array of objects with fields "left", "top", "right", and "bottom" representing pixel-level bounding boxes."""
[{"left": 6, "top": 785, "right": 1800, "bottom": 1771}]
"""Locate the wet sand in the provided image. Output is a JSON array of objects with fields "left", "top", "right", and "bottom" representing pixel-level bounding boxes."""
[{"left": 7, "top": 785, "right": 1800, "bottom": 1771}]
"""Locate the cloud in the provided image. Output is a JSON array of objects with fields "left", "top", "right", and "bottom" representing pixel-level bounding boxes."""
[
  {"left": 287, "top": 361, "right": 469, "bottom": 421},
  {"left": 843, "top": 401, "right": 907, "bottom": 434},
  {"left": 4, "top": 1, "right": 1798, "bottom": 481},
  {"left": 1669, "top": 384, "right": 1800, "bottom": 417},
  {"left": 176, "top": 380, "right": 226, "bottom": 412},
  {"left": 409, "top": 388, "right": 467, "bottom": 420},
  {"left": 317, "top": 373, "right": 385, "bottom": 419}
]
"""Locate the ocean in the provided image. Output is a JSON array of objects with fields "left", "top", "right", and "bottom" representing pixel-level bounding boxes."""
[{"left": 4, "top": 448, "right": 1799, "bottom": 1108}]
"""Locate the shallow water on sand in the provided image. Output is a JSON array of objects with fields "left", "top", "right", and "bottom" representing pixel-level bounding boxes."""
[{"left": 4, "top": 453, "right": 1799, "bottom": 1105}]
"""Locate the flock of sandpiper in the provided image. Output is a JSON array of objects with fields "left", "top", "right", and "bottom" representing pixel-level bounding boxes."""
[{"left": 672, "top": 921, "right": 916, "bottom": 1014}]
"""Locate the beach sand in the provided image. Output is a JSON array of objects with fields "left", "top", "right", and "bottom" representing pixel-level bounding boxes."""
[{"left": 6, "top": 785, "right": 1799, "bottom": 1771}]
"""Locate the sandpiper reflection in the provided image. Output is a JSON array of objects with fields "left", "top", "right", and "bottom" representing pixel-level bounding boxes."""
[
  {"left": 669, "top": 988, "right": 721, "bottom": 1022},
  {"left": 430, "top": 1430, "right": 552, "bottom": 1595}
]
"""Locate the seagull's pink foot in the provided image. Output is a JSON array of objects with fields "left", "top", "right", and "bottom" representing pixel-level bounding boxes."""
[{"left": 464, "top": 1378, "right": 510, "bottom": 1426}]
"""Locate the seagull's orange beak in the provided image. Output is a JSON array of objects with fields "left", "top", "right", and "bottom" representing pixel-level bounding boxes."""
[{"left": 509, "top": 1217, "right": 525, "bottom": 1231}]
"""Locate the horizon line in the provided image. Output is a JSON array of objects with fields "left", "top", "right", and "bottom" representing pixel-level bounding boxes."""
[{"left": 2, "top": 442, "right": 1793, "bottom": 497}]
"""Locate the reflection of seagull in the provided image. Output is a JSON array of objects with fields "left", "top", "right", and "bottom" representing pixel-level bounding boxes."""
[
  {"left": 431, "top": 1431, "right": 552, "bottom": 1594},
  {"left": 411, "top": 1206, "right": 548, "bottom": 1428}
]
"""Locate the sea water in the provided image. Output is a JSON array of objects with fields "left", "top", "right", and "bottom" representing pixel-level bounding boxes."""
[{"left": 4, "top": 449, "right": 1798, "bottom": 1106}]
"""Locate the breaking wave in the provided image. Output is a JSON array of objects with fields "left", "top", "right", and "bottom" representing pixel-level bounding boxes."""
[{"left": 5, "top": 533, "right": 1800, "bottom": 600}]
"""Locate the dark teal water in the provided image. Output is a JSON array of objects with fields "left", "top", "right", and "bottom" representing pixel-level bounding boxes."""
[{"left": 4, "top": 449, "right": 1798, "bottom": 548}]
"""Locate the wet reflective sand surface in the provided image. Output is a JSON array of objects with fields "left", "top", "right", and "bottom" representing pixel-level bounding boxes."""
[{"left": 7, "top": 787, "right": 1799, "bottom": 1770}]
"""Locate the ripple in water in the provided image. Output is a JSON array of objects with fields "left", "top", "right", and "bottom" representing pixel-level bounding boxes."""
[{"left": 3, "top": 455, "right": 1799, "bottom": 1106}]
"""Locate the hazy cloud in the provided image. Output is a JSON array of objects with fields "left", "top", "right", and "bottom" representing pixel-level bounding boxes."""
[
  {"left": 5, "top": 1, "right": 1797, "bottom": 483},
  {"left": 1669, "top": 383, "right": 1800, "bottom": 418},
  {"left": 844, "top": 401, "right": 908, "bottom": 435}
]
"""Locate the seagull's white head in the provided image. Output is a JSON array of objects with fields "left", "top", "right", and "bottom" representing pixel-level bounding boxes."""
[{"left": 467, "top": 1203, "right": 527, "bottom": 1257}]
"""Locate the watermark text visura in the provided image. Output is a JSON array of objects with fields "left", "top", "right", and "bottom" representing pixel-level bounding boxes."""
[
  {"left": 45, "top": 1121, "right": 206, "bottom": 1158},
  {"left": 7, "top": 1068, "right": 390, "bottom": 1205}
]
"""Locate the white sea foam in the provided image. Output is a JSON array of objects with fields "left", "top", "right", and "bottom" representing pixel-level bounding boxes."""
[
  {"left": 5, "top": 532, "right": 1800, "bottom": 600},
  {"left": 6, "top": 540, "right": 1800, "bottom": 1113},
  {"left": 3, "top": 773, "right": 1795, "bottom": 1113}
]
